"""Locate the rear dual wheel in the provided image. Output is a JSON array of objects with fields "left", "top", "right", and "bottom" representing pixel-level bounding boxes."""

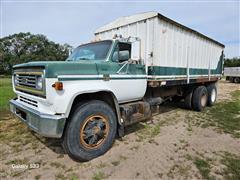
[
  {"left": 185, "top": 84, "right": 217, "bottom": 112},
  {"left": 234, "top": 77, "right": 240, "bottom": 83},
  {"left": 184, "top": 89, "right": 193, "bottom": 109},
  {"left": 229, "top": 77, "right": 234, "bottom": 83},
  {"left": 206, "top": 84, "right": 217, "bottom": 106},
  {"left": 192, "top": 86, "right": 208, "bottom": 112}
]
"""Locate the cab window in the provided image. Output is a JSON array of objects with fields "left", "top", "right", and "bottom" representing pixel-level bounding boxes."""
[{"left": 112, "top": 42, "right": 131, "bottom": 63}]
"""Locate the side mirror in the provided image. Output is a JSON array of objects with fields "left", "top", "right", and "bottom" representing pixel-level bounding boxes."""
[
  {"left": 119, "top": 50, "right": 129, "bottom": 62},
  {"left": 131, "top": 40, "right": 140, "bottom": 61}
]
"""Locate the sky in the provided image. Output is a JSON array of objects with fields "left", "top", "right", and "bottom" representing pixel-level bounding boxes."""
[{"left": 1, "top": 0, "right": 239, "bottom": 58}]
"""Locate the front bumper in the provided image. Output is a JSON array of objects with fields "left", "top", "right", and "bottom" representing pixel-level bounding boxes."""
[{"left": 9, "top": 99, "right": 66, "bottom": 138}]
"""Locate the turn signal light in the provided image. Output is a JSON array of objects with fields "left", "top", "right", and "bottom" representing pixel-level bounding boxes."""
[{"left": 52, "top": 82, "right": 63, "bottom": 90}]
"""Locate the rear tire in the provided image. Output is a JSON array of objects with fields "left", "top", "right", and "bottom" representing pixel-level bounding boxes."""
[
  {"left": 234, "top": 77, "right": 240, "bottom": 83},
  {"left": 184, "top": 89, "right": 193, "bottom": 109},
  {"left": 229, "top": 77, "right": 234, "bottom": 83},
  {"left": 206, "top": 84, "right": 217, "bottom": 106},
  {"left": 192, "top": 86, "right": 208, "bottom": 112},
  {"left": 62, "top": 100, "right": 117, "bottom": 162}
]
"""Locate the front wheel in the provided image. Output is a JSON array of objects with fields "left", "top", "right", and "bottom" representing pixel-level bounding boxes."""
[{"left": 62, "top": 100, "right": 117, "bottom": 161}]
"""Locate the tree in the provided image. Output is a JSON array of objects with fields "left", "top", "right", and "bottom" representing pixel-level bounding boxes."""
[
  {"left": 0, "top": 32, "right": 72, "bottom": 74},
  {"left": 224, "top": 57, "right": 240, "bottom": 67}
]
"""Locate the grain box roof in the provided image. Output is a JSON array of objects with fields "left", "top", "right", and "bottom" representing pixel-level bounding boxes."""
[{"left": 95, "top": 11, "right": 225, "bottom": 48}]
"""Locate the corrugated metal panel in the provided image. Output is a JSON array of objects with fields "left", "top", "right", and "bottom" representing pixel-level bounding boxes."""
[
  {"left": 95, "top": 12, "right": 158, "bottom": 34},
  {"left": 95, "top": 11, "right": 224, "bottom": 48},
  {"left": 95, "top": 12, "right": 224, "bottom": 74},
  {"left": 224, "top": 67, "right": 240, "bottom": 77}
]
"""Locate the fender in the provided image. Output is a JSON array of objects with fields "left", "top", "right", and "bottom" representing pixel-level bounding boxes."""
[{"left": 66, "top": 89, "right": 123, "bottom": 126}]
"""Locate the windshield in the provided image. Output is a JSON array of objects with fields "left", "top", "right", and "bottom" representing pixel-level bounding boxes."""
[{"left": 67, "top": 40, "right": 112, "bottom": 61}]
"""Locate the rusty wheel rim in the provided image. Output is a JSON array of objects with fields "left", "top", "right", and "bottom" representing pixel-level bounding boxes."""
[{"left": 80, "top": 115, "right": 110, "bottom": 149}]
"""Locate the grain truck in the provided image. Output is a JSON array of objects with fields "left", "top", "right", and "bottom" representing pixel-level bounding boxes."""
[
  {"left": 10, "top": 12, "right": 224, "bottom": 161},
  {"left": 224, "top": 67, "right": 240, "bottom": 83}
]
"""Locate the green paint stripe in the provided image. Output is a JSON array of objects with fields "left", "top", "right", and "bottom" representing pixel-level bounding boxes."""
[
  {"left": 148, "top": 57, "right": 223, "bottom": 76},
  {"left": 148, "top": 77, "right": 186, "bottom": 80},
  {"left": 59, "top": 78, "right": 100, "bottom": 81},
  {"left": 59, "top": 77, "right": 147, "bottom": 81},
  {"left": 148, "top": 75, "right": 220, "bottom": 80},
  {"left": 148, "top": 66, "right": 221, "bottom": 76}
]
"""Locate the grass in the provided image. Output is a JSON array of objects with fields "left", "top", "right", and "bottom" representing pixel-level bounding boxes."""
[
  {"left": 55, "top": 172, "right": 66, "bottom": 180},
  {"left": 167, "top": 164, "right": 191, "bottom": 178},
  {"left": 5, "top": 157, "right": 29, "bottom": 166},
  {"left": 193, "top": 157, "right": 213, "bottom": 180},
  {"left": 50, "top": 162, "right": 66, "bottom": 169},
  {"left": 221, "top": 152, "right": 240, "bottom": 180},
  {"left": 186, "top": 152, "right": 240, "bottom": 180},
  {"left": 0, "top": 78, "right": 15, "bottom": 111},
  {"left": 96, "top": 162, "right": 107, "bottom": 169},
  {"left": 35, "top": 175, "right": 41, "bottom": 180},
  {"left": 92, "top": 171, "right": 106, "bottom": 180},
  {"left": 0, "top": 118, "right": 35, "bottom": 144},
  {"left": 204, "top": 90, "right": 240, "bottom": 138},
  {"left": 111, "top": 160, "right": 120, "bottom": 166},
  {"left": 136, "top": 122, "right": 161, "bottom": 141},
  {"left": 68, "top": 173, "right": 78, "bottom": 180},
  {"left": 186, "top": 90, "right": 240, "bottom": 138}
]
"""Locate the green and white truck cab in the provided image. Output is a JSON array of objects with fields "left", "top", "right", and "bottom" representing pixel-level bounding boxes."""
[
  {"left": 9, "top": 38, "right": 149, "bottom": 160},
  {"left": 10, "top": 12, "right": 224, "bottom": 161}
]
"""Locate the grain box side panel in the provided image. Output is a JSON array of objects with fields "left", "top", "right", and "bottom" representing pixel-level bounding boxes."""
[{"left": 149, "top": 18, "right": 224, "bottom": 78}]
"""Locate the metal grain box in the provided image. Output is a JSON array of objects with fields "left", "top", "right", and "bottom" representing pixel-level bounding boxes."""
[
  {"left": 95, "top": 12, "right": 225, "bottom": 80},
  {"left": 224, "top": 67, "right": 240, "bottom": 77}
]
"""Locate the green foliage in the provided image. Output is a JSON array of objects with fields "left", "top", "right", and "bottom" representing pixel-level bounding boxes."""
[
  {"left": 136, "top": 122, "right": 161, "bottom": 141},
  {"left": 205, "top": 90, "right": 240, "bottom": 138},
  {"left": 193, "top": 157, "right": 212, "bottom": 180},
  {"left": 221, "top": 152, "right": 240, "bottom": 180},
  {"left": 92, "top": 171, "right": 106, "bottom": 180},
  {"left": 0, "top": 78, "right": 15, "bottom": 111},
  {"left": 0, "top": 32, "right": 72, "bottom": 74},
  {"left": 224, "top": 57, "right": 240, "bottom": 67}
]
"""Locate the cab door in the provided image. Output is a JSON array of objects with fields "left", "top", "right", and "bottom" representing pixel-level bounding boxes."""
[{"left": 97, "top": 41, "right": 147, "bottom": 103}]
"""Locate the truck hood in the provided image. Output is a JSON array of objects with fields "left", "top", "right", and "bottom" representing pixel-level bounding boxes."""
[{"left": 13, "top": 61, "right": 99, "bottom": 78}]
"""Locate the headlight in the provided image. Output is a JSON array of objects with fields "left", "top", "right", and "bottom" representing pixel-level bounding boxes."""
[
  {"left": 36, "top": 76, "right": 43, "bottom": 89},
  {"left": 14, "top": 74, "right": 18, "bottom": 85}
]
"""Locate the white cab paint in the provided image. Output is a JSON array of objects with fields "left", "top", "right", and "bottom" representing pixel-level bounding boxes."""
[{"left": 14, "top": 77, "right": 147, "bottom": 117}]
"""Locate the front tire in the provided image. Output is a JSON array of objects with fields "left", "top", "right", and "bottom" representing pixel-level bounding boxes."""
[
  {"left": 192, "top": 86, "right": 208, "bottom": 112},
  {"left": 63, "top": 100, "right": 117, "bottom": 162}
]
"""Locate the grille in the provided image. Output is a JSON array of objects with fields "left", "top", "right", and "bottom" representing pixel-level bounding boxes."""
[
  {"left": 19, "top": 96, "right": 38, "bottom": 107},
  {"left": 14, "top": 70, "right": 45, "bottom": 97},
  {"left": 16, "top": 74, "right": 37, "bottom": 88}
]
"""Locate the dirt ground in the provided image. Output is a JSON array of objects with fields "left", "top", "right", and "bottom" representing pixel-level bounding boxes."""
[{"left": 0, "top": 81, "right": 239, "bottom": 180}]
